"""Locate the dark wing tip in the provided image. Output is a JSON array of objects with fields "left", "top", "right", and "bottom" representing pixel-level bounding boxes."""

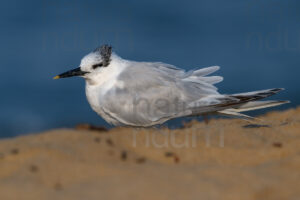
[{"left": 270, "top": 88, "right": 285, "bottom": 93}]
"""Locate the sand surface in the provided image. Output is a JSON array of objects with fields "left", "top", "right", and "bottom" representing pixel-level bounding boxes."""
[{"left": 0, "top": 108, "right": 299, "bottom": 200}]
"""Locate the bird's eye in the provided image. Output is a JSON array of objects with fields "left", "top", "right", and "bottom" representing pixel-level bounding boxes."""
[{"left": 92, "top": 63, "right": 103, "bottom": 69}]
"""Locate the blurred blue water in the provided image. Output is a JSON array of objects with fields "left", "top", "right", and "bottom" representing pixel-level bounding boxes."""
[{"left": 0, "top": 0, "right": 299, "bottom": 137}]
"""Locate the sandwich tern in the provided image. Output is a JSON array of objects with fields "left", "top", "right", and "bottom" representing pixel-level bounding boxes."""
[{"left": 54, "top": 45, "right": 289, "bottom": 126}]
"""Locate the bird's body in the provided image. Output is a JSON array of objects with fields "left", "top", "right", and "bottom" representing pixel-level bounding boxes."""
[
  {"left": 55, "top": 45, "right": 289, "bottom": 127},
  {"left": 84, "top": 54, "right": 224, "bottom": 126}
]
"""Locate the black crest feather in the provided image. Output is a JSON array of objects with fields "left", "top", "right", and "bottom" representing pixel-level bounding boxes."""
[{"left": 94, "top": 44, "right": 112, "bottom": 67}]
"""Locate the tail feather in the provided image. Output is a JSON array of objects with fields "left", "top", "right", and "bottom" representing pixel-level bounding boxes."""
[
  {"left": 227, "top": 100, "right": 290, "bottom": 113},
  {"left": 217, "top": 110, "right": 257, "bottom": 120},
  {"left": 217, "top": 100, "right": 289, "bottom": 120},
  {"left": 188, "top": 88, "right": 289, "bottom": 119}
]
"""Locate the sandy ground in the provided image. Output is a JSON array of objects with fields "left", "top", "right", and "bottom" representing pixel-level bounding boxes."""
[{"left": 0, "top": 107, "right": 299, "bottom": 200}]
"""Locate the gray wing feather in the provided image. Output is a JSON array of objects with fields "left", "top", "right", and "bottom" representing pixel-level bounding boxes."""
[
  {"left": 191, "top": 66, "right": 220, "bottom": 76},
  {"left": 100, "top": 62, "right": 226, "bottom": 126}
]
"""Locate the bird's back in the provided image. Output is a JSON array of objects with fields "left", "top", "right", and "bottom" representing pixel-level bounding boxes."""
[{"left": 90, "top": 60, "right": 223, "bottom": 126}]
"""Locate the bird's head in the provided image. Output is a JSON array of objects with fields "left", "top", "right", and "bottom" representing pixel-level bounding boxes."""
[{"left": 54, "top": 44, "right": 113, "bottom": 80}]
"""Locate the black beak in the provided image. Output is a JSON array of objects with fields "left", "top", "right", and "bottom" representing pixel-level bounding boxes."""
[{"left": 54, "top": 67, "right": 88, "bottom": 79}]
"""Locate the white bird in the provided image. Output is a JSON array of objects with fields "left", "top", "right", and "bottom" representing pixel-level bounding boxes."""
[{"left": 54, "top": 45, "right": 289, "bottom": 127}]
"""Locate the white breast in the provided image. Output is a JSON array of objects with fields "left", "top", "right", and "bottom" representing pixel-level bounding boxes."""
[{"left": 85, "top": 56, "right": 127, "bottom": 125}]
